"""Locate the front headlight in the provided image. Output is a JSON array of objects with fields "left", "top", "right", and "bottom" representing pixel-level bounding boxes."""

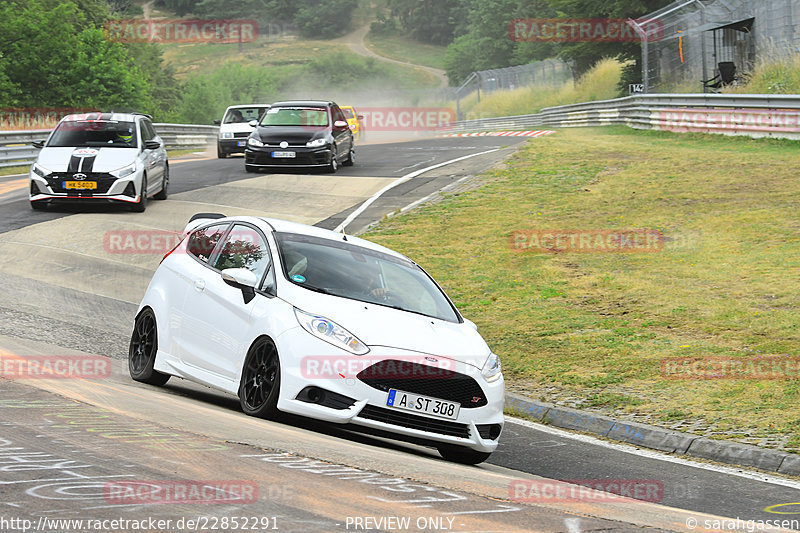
[
  {"left": 220, "top": 132, "right": 234, "bottom": 139},
  {"left": 248, "top": 137, "right": 264, "bottom": 148},
  {"left": 112, "top": 163, "right": 136, "bottom": 178},
  {"left": 306, "top": 138, "right": 327, "bottom": 148},
  {"left": 481, "top": 352, "right": 502, "bottom": 382},
  {"left": 294, "top": 308, "right": 369, "bottom": 355},
  {"left": 31, "top": 163, "right": 51, "bottom": 178}
]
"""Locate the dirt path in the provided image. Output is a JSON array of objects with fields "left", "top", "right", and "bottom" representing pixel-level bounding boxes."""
[{"left": 334, "top": 24, "right": 449, "bottom": 88}]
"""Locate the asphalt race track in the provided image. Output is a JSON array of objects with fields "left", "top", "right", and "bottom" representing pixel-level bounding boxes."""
[{"left": 1, "top": 136, "right": 799, "bottom": 532}]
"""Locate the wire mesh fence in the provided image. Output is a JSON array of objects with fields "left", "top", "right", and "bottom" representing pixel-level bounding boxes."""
[
  {"left": 640, "top": 0, "right": 799, "bottom": 93},
  {"left": 454, "top": 59, "right": 573, "bottom": 119}
]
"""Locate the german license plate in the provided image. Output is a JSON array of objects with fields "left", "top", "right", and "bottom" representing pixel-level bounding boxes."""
[
  {"left": 272, "top": 151, "right": 296, "bottom": 158},
  {"left": 63, "top": 181, "right": 97, "bottom": 190},
  {"left": 236, "top": 141, "right": 246, "bottom": 147},
  {"left": 386, "top": 389, "right": 460, "bottom": 420}
]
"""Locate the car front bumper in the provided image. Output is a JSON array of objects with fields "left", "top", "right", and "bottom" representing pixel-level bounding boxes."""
[
  {"left": 274, "top": 327, "right": 505, "bottom": 453},
  {"left": 245, "top": 146, "right": 333, "bottom": 168},
  {"left": 29, "top": 174, "right": 141, "bottom": 204}
]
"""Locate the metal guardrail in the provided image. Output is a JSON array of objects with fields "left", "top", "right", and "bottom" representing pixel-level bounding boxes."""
[
  {"left": 442, "top": 94, "right": 800, "bottom": 140},
  {"left": 0, "top": 124, "right": 219, "bottom": 169}
]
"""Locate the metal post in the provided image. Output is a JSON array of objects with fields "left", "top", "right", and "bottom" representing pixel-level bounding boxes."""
[{"left": 694, "top": 0, "right": 709, "bottom": 93}]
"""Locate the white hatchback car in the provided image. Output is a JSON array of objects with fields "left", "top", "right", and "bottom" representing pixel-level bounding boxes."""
[
  {"left": 214, "top": 104, "right": 271, "bottom": 158},
  {"left": 130, "top": 214, "right": 504, "bottom": 464},
  {"left": 29, "top": 112, "right": 168, "bottom": 212}
]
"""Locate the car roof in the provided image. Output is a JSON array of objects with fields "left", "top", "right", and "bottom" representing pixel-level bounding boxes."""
[
  {"left": 225, "top": 104, "right": 271, "bottom": 110},
  {"left": 60, "top": 112, "right": 148, "bottom": 123},
  {"left": 269, "top": 100, "right": 335, "bottom": 108},
  {"left": 188, "top": 214, "right": 409, "bottom": 262}
]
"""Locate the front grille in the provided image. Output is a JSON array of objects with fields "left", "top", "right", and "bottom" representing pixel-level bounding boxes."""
[
  {"left": 357, "top": 404, "right": 470, "bottom": 439},
  {"left": 246, "top": 150, "right": 328, "bottom": 166},
  {"left": 357, "top": 360, "right": 488, "bottom": 408},
  {"left": 232, "top": 132, "right": 250, "bottom": 138},
  {"left": 46, "top": 173, "right": 118, "bottom": 194}
]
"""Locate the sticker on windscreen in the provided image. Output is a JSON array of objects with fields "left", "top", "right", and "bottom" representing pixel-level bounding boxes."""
[{"left": 292, "top": 274, "right": 306, "bottom": 283}]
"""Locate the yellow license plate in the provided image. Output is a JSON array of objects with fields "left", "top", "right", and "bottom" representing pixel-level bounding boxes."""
[{"left": 63, "top": 181, "right": 97, "bottom": 190}]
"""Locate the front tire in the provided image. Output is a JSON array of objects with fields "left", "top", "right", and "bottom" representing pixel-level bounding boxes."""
[
  {"left": 343, "top": 147, "right": 354, "bottom": 167},
  {"left": 437, "top": 445, "right": 492, "bottom": 465},
  {"left": 129, "top": 308, "right": 170, "bottom": 386},
  {"left": 327, "top": 148, "right": 338, "bottom": 173},
  {"left": 30, "top": 201, "right": 47, "bottom": 211},
  {"left": 238, "top": 337, "right": 281, "bottom": 418},
  {"left": 154, "top": 165, "right": 168, "bottom": 200},
  {"left": 217, "top": 145, "right": 228, "bottom": 159},
  {"left": 130, "top": 175, "right": 147, "bottom": 212},
  {"left": 245, "top": 164, "right": 259, "bottom": 173}
]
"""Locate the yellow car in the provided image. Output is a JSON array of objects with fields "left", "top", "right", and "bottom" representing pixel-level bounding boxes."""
[{"left": 341, "top": 105, "right": 364, "bottom": 142}]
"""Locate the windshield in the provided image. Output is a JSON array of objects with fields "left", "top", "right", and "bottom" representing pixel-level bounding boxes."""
[
  {"left": 275, "top": 232, "right": 459, "bottom": 322},
  {"left": 48, "top": 120, "right": 138, "bottom": 148},
  {"left": 223, "top": 107, "right": 268, "bottom": 124},
  {"left": 260, "top": 107, "right": 329, "bottom": 127},
  {"left": 342, "top": 108, "right": 355, "bottom": 119}
]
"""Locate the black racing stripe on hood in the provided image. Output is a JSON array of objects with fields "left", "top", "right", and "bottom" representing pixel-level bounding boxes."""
[{"left": 68, "top": 155, "right": 97, "bottom": 173}]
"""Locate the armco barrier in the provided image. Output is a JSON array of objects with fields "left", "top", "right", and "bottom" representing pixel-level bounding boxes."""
[
  {"left": 0, "top": 123, "right": 219, "bottom": 169},
  {"left": 442, "top": 94, "right": 800, "bottom": 140}
]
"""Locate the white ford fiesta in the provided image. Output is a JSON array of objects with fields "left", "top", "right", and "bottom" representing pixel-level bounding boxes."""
[{"left": 130, "top": 214, "right": 504, "bottom": 464}]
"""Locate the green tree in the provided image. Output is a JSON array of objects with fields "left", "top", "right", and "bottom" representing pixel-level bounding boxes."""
[
  {"left": 294, "top": 0, "right": 358, "bottom": 39},
  {"left": 388, "top": 0, "right": 469, "bottom": 46}
]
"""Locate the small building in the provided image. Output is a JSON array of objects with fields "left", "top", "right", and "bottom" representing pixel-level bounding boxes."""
[{"left": 639, "top": 0, "right": 800, "bottom": 92}]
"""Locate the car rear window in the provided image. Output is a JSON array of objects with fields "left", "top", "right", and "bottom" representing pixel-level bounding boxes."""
[{"left": 186, "top": 224, "right": 228, "bottom": 263}]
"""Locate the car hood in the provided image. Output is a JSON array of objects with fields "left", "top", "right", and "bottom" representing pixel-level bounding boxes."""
[
  {"left": 36, "top": 147, "right": 138, "bottom": 173},
  {"left": 219, "top": 123, "right": 256, "bottom": 134},
  {"left": 255, "top": 126, "right": 328, "bottom": 144},
  {"left": 286, "top": 287, "right": 490, "bottom": 368}
]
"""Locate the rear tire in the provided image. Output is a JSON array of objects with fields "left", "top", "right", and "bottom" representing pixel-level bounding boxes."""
[
  {"left": 238, "top": 337, "right": 281, "bottom": 418},
  {"left": 130, "top": 175, "right": 147, "bottom": 212},
  {"left": 129, "top": 308, "right": 170, "bottom": 386},
  {"left": 437, "top": 445, "right": 492, "bottom": 465},
  {"left": 154, "top": 165, "right": 168, "bottom": 200}
]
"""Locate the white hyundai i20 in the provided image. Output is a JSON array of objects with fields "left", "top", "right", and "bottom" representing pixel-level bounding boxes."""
[{"left": 130, "top": 214, "right": 504, "bottom": 464}]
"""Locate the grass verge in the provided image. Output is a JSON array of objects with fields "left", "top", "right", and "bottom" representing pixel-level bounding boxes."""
[
  {"left": 363, "top": 31, "right": 447, "bottom": 70},
  {"left": 457, "top": 58, "right": 623, "bottom": 120},
  {"left": 362, "top": 127, "right": 800, "bottom": 451}
]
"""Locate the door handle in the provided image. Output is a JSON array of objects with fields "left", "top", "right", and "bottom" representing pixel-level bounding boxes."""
[{"left": 194, "top": 279, "right": 206, "bottom": 292}]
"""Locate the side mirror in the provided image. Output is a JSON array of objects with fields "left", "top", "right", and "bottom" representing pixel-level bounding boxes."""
[
  {"left": 248, "top": 120, "right": 258, "bottom": 128},
  {"left": 333, "top": 120, "right": 348, "bottom": 129},
  {"left": 213, "top": 119, "right": 221, "bottom": 125},
  {"left": 32, "top": 140, "right": 45, "bottom": 149},
  {"left": 221, "top": 268, "right": 258, "bottom": 304},
  {"left": 144, "top": 140, "right": 161, "bottom": 150}
]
